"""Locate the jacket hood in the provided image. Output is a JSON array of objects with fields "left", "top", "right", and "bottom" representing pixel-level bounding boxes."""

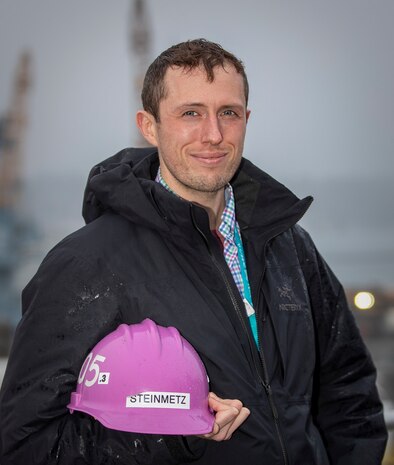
[{"left": 82, "top": 147, "right": 313, "bottom": 237}]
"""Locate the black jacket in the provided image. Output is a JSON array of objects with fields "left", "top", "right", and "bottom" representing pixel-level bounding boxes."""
[{"left": 0, "top": 148, "right": 387, "bottom": 464}]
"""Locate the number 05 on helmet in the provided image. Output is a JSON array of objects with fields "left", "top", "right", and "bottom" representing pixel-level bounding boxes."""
[{"left": 67, "top": 319, "right": 214, "bottom": 435}]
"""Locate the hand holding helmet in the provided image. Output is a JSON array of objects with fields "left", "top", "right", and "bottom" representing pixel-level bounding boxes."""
[{"left": 200, "top": 392, "right": 250, "bottom": 442}]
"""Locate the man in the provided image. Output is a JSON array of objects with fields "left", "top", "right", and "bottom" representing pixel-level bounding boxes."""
[{"left": 0, "top": 39, "right": 387, "bottom": 464}]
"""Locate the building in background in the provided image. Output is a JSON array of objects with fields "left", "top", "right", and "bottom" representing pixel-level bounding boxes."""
[
  {"left": 129, "top": 0, "right": 152, "bottom": 146},
  {"left": 0, "top": 53, "right": 31, "bottom": 210},
  {"left": 0, "top": 52, "right": 34, "bottom": 354}
]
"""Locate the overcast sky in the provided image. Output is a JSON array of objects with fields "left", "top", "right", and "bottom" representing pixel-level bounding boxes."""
[
  {"left": 1, "top": 0, "right": 393, "bottom": 286},
  {"left": 1, "top": 0, "right": 393, "bottom": 179}
]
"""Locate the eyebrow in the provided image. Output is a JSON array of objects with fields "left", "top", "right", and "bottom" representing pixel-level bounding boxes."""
[
  {"left": 175, "top": 102, "right": 245, "bottom": 112},
  {"left": 176, "top": 103, "right": 205, "bottom": 110}
]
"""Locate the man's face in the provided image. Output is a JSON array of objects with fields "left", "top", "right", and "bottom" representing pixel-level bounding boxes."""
[{"left": 141, "top": 64, "right": 250, "bottom": 201}]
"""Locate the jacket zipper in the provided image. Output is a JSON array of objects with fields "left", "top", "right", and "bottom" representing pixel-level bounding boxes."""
[
  {"left": 257, "top": 299, "right": 288, "bottom": 465},
  {"left": 190, "top": 207, "right": 289, "bottom": 465}
]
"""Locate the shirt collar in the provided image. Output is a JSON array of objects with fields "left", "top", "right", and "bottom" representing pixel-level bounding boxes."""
[
  {"left": 156, "top": 167, "right": 173, "bottom": 193},
  {"left": 218, "top": 184, "right": 237, "bottom": 240}
]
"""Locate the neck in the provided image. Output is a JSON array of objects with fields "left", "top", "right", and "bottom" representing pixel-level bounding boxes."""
[
  {"left": 191, "top": 191, "right": 225, "bottom": 230},
  {"left": 158, "top": 166, "right": 226, "bottom": 229}
]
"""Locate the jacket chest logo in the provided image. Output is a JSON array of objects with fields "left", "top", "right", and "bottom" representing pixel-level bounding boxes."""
[{"left": 277, "top": 285, "right": 302, "bottom": 312}]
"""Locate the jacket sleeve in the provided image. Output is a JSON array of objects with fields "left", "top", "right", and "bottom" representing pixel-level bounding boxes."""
[
  {"left": 0, "top": 243, "right": 205, "bottom": 465},
  {"left": 293, "top": 226, "right": 387, "bottom": 465}
]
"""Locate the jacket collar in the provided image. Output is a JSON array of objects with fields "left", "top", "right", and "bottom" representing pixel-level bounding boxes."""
[{"left": 82, "top": 147, "right": 313, "bottom": 242}]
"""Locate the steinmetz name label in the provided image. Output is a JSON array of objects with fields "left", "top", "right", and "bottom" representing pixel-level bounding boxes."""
[{"left": 126, "top": 391, "right": 190, "bottom": 409}]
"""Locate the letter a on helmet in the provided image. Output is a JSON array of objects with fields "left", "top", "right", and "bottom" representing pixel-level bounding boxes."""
[{"left": 68, "top": 319, "right": 214, "bottom": 435}]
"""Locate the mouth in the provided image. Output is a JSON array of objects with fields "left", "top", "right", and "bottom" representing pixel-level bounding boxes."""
[{"left": 190, "top": 152, "right": 228, "bottom": 165}]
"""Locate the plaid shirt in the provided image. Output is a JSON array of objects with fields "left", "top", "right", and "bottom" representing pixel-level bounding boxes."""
[{"left": 155, "top": 168, "right": 246, "bottom": 300}]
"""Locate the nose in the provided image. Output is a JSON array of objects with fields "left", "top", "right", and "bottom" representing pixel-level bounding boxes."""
[{"left": 201, "top": 116, "right": 223, "bottom": 145}]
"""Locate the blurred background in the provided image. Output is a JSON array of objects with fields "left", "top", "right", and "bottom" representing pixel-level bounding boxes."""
[{"left": 0, "top": 0, "right": 393, "bottom": 461}]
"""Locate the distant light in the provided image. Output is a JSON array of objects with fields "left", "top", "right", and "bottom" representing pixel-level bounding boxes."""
[{"left": 354, "top": 291, "right": 375, "bottom": 310}]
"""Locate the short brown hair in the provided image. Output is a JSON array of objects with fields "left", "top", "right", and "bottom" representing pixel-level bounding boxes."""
[{"left": 141, "top": 38, "right": 249, "bottom": 121}]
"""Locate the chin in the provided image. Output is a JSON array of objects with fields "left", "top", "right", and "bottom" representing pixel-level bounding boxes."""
[{"left": 186, "top": 176, "right": 231, "bottom": 193}]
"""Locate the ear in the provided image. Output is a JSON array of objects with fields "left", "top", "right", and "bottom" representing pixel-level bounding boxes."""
[
  {"left": 246, "top": 109, "right": 251, "bottom": 124},
  {"left": 136, "top": 110, "right": 159, "bottom": 146}
]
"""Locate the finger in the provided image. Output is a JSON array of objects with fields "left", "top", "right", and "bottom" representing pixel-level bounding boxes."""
[
  {"left": 205, "top": 395, "right": 243, "bottom": 438},
  {"left": 200, "top": 395, "right": 249, "bottom": 441},
  {"left": 209, "top": 393, "right": 243, "bottom": 411},
  {"left": 201, "top": 422, "right": 230, "bottom": 441},
  {"left": 203, "top": 406, "right": 250, "bottom": 442},
  {"left": 200, "top": 406, "right": 238, "bottom": 440},
  {"left": 215, "top": 405, "right": 241, "bottom": 427},
  {"left": 214, "top": 407, "right": 250, "bottom": 441},
  {"left": 208, "top": 395, "right": 243, "bottom": 414},
  {"left": 226, "top": 407, "right": 250, "bottom": 438},
  {"left": 202, "top": 405, "right": 240, "bottom": 438}
]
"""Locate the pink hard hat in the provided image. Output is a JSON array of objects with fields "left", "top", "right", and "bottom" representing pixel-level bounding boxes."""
[{"left": 68, "top": 319, "right": 214, "bottom": 435}]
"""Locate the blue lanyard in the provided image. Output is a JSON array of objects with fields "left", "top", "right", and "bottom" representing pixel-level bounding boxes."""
[
  {"left": 234, "top": 225, "right": 252, "bottom": 305},
  {"left": 234, "top": 225, "right": 259, "bottom": 347}
]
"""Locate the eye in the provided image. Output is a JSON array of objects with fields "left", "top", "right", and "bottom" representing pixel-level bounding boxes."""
[
  {"left": 221, "top": 109, "right": 238, "bottom": 117},
  {"left": 182, "top": 110, "right": 199, "bottom": 117}
]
